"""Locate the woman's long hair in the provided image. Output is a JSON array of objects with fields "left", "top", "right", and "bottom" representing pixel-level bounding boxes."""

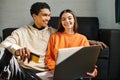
[{"left": 57, "top": 9, "right": 78, "bottom": 33}]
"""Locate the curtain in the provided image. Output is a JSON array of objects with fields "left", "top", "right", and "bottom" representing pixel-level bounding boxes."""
[{"left": 115, "top": 0, "right": 120, "bottom": 23}]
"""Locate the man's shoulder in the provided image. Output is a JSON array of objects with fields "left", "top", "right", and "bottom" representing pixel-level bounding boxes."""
[
  {"left": 14, "top": 25, "right": 32, "bottom": 32},
  {"left": 48, "top": 26, "right": 57, "bottom": 34}
]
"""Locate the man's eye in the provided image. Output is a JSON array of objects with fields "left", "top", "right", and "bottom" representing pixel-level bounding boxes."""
[{"left": 43, "top": 14, "right": 47, "bottom": 16}]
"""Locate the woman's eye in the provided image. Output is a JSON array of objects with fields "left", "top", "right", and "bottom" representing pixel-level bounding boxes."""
[{"left": 62, "top": 18, "right": 66, "bottom": 21}]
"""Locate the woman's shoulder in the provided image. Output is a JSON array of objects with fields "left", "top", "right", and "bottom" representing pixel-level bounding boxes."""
[{"left": 76, "top": 33, "right": 87, "bottom": 38}]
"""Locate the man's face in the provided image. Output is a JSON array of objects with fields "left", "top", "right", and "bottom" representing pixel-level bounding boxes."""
[{"left": 33, "top": 8, "right": 51, "bottom": 28}]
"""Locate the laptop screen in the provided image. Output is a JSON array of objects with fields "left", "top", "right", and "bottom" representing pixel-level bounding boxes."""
[
  {"left": 36, "top": 45, "right": 100, "bottom": 80},
  {"left": 53, "top": 45, "right": 100, "bottom": 80}
]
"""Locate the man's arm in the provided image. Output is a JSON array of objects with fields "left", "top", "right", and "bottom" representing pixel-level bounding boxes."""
[{"left": 89, "top": 40, "right": 107, "bottom": 49}]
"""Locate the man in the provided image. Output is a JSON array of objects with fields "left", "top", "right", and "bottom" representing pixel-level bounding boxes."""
[
  {"left": 0, "top": 2, "right": 107, "bottom": 80},
  {"left": 0, "top": 2, "right": 55, "bottom": 80}
]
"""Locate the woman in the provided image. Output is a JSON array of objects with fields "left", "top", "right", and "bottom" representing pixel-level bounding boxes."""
[{"left": 45, "top": 9, "right": 97, "bottom": 79}]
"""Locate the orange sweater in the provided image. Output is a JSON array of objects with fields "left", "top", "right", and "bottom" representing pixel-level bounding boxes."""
[{"left": 45, "top": 32, "right": 90, "bottom": 70}]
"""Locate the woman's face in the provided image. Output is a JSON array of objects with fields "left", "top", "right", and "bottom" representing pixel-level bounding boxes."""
[{"left": 61, "top": 12, "right": 75, "bottom": 30}]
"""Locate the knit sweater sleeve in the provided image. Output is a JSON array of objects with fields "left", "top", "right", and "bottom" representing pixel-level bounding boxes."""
[
  {"left": 82, "top": 35, "right": 90, "bottom": 46},
  {"left": 45, "top": 34, "right": 57, "bottom": 70},
  {"left": 45, "top": 35, "right": 55, "bottom": 70},
  {"left": 1, "top": 28, "right": 22, "bottom": 55}
]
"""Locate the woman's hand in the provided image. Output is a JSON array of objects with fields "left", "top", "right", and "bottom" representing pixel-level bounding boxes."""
[
  {"left": 86, "top": 65, "right": 98, "bottom": 78},
  {"left": 49, "top": 69, "right": 55, "bottom": 75}
]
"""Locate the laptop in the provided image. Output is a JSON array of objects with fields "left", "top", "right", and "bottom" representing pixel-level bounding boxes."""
[{"left": 37, "top": 45, "right": 100, "bottom": 80}]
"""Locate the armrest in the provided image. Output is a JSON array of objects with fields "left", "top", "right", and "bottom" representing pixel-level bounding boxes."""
[{"left": 98, "top": 47, "right": 109, "bottom": 59}]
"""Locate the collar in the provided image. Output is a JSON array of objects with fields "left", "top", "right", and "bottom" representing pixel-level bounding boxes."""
[{"left": 33, "top": 24, "right": 45, "bottom": 30}]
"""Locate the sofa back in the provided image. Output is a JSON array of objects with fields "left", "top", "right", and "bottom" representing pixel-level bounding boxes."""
[
  {"left": 3, "top": 28, "right": 17, "bottom": 40},
  {"left": 48, "top": 17, "right": 99, "bottom": 40},
  {"left": 3, "top": 17, "right": 99, "bottom": 41}
]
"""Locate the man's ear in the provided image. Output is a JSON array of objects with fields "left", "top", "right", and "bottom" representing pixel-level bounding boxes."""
[{"left": 32, "top": 14, "right": 37, "bottom": 19}]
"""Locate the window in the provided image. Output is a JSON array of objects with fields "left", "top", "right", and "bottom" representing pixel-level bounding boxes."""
[{"left": 115, "top": 0, "right": 120, "bottom": 23}]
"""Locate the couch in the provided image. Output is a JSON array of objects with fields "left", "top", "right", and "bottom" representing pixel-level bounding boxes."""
[
  {"left": 99, "top": 29, "right": 120, "bottom": 80},
  {"left": 0, "top": 36, "right": 2, "bottom": 43},
  {"left": 2, "top": 17, "right": 120, "bottom": 80}
]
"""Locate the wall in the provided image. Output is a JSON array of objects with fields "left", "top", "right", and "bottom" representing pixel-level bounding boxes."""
[
  {"left": 0, "top": 0, "right": 120, "bottom": 39},
  {"left": 96, "top": 0, "right": 120, "bottom": 29},
  {"left": 0, "top": 0, "right": 97, "bottom": 37}
]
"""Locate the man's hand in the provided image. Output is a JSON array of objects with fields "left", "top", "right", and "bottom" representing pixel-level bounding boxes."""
[
  {"left": 15, "top": 47, "right": 31, "bottom": 62},
  {"left": 89, "top": 40, "right": 107, "bottom": 49}
]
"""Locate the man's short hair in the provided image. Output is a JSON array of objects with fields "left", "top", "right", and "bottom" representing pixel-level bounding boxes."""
[{"left": 30, "top": 2, "right": 51, "bottom": 16}]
